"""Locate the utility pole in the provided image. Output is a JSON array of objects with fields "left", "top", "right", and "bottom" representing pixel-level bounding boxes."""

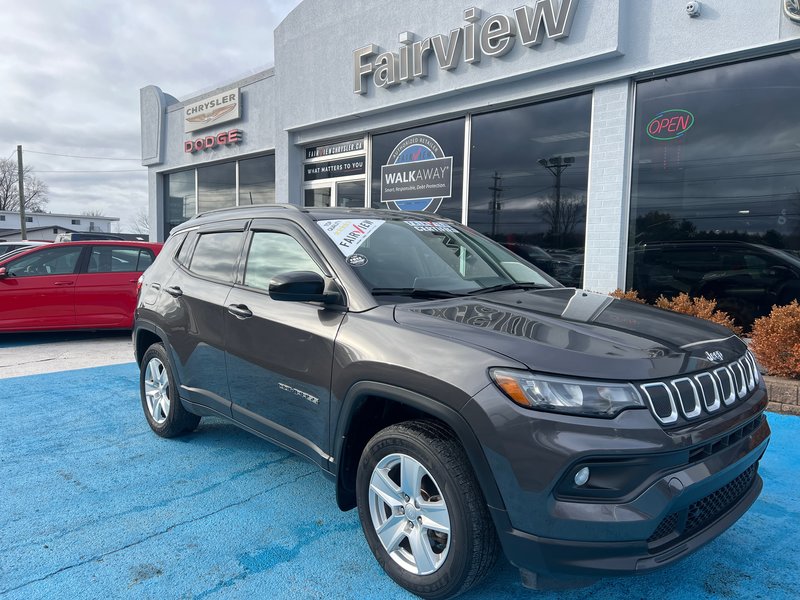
[
  {"left": 537, "top": 156, "right": 574, "bottom": 247},
  {"left": 17, "top": 145, "right": 27, "bottom": 240}
]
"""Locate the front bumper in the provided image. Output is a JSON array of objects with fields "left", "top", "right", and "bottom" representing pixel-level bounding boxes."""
[{"left": 463, "top": 383, "right": 770, "bottom": 578}]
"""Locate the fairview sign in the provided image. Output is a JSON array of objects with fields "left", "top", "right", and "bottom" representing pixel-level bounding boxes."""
[{"left": 354, "top": 0, "right": 579, "bottom": 94}]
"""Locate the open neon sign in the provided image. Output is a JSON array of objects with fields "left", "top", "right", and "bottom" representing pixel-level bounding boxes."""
[{"left": 647, "top": 109, "right": 695, "bottom": 141}]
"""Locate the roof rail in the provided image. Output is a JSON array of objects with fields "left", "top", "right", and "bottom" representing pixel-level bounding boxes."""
[{"left": 193, "top": 203, "right": 300, "bottom": 220}]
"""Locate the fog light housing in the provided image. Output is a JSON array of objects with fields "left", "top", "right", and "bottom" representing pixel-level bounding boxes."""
[{"left": 574, "top": 467, "right": 590, "bottom": 487}]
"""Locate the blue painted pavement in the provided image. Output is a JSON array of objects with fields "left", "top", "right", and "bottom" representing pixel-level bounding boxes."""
[{"left": 0, "top": 364, "right": 798, "bottom": 599}]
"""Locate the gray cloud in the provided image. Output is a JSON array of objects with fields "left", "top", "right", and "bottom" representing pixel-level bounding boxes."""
[{"left": 0, "top": 0, "right": 300, "bottom": 231}]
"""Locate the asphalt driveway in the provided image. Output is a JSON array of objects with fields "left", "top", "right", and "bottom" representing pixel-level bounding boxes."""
[{"left": 1, "top": 362, "right": 798, "bottom": 599}]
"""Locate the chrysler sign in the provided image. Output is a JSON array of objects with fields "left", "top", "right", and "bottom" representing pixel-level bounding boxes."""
[
  {"left": 354, "top": 0, "right": 579, "bottom": 94},
  {"left": 184, "top": 88, "right": 241, "bottom": 133}
]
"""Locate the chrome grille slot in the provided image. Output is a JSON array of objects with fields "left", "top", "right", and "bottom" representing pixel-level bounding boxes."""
[
  {"left": 641, "top": 382, "right": 678, "bottom": 425},
  {"left": 671, "top": 377, "right": 701, "bottom": 419},
  {"left": 714, "top": 367, "right": 736, "bottom": 406},
  {"left": 746, "top": 351, "right": 760, "bottom": 385},
  {"left": 740, "top": 355, "right": 756, "bottom": 391},
  {"left": 695, "top": 372, "right": 720, "bottom": 412},
  {"left": 730, "top": 362, "right": 747, "bottom": 398}
]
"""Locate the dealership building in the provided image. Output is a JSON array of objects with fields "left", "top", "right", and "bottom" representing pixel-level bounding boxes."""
[{"left": 140, "top": 0, "right": 800, "bottom": 321}]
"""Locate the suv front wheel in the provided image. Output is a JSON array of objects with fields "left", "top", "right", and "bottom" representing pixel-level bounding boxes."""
[{"left": 356, "top": 420, "right": 499, "bottom": 599}]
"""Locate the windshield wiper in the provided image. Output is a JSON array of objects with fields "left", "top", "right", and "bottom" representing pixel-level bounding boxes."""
[
  {"left": 370, "top": 287, "right": 466, "bottom": 299},
  {"left": 467, "top": 282, "right": 550, "bottom": 295}
]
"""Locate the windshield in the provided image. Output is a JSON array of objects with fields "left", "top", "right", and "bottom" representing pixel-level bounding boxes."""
[{"left": 316, "top": 217, "right": 557, "bottom": 296}]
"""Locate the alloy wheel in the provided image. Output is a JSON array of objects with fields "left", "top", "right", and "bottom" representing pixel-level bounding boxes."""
[
  {"left": 144, "top": 357, "right": 170, "bottom": 424},
  {"left": 367, "top": 452, "right": 451, "bottom": 575}
]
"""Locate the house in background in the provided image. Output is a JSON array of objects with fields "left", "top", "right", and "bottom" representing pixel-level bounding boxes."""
[{"left": 0, "top": 211, "right": 119, "bottom": 242}]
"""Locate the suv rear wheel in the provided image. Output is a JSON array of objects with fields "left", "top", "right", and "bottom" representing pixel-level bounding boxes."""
[
  {"left": 356, "top": 420, "right": 499, "bottom": 599},
  {"left": 140, "top": 343, "right": 200, "bottom": 437}
]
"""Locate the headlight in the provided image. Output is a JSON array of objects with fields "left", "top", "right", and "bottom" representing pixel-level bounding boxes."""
[{"left": 489, "top": 368, "right": 645, "bottom": 417}]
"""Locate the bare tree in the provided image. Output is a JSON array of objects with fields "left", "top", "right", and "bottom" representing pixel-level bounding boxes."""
[
  {"left": 132, "top": 207, "right": 150, "bottom": 235},
  {"left": 0, "top": 158, "right": 49, "bottom": 212},
  {"left": 81, "top": 209, "right": 105, "bottom": 217},
  {"left": 538, "top": 193, "right": 587, "bottom": 246}
]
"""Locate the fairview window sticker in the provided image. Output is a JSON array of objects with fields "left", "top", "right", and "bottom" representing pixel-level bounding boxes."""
[{"left": 317, "top": 219, "right": 385, "bottom": 257}]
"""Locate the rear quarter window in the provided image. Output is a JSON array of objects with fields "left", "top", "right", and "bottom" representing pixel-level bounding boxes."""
[{"left": 188, "top": 231, "right": 243, "bottom": 282}]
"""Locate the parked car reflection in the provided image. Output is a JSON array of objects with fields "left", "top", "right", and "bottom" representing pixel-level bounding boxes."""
[
  {"left": 630, "top": 240, "right": 800, "bottom": 328},
  {"left": 503, "top": 243, "right": 584, "bottom": 287}
]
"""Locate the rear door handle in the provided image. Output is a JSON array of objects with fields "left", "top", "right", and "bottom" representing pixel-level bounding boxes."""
[
  {"left": 165, "top": 286, "right": 183, "bottom": 297},
  {"left": 227, "top": 304, "right": 253, "bottom": 319},
  {"left": 53, "top": 281, "right": 74, "bottom": 286}
]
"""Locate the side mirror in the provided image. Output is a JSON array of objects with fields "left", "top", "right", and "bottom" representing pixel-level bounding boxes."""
[
  {"left": 0, "top": 267, "right": 6, "bottom": 278},
  {"left": 269, "top": 271, "right": 343, "bottom": 306}
]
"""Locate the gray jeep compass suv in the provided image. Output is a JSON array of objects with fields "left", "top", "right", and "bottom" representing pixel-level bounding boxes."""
[{"left": 133, "top": 206, "right": 769, "bottom": 599}]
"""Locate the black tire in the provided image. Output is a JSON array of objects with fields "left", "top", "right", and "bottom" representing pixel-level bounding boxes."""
[
  {"left": 356, "top": 420, "right": 499, "bottom": 599},
  {"left": 139, "top": 343, "right": 200, "bottom": 437}
]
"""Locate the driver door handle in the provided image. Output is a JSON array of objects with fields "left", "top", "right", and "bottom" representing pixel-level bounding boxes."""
[
  {"left": 165, "top": 286, "right": 183, "bottom": 297},
  {"left": 227, "top": 304, "right": 253, "bottom": 319},
  {"left": 53, "top": 281, "right": 74, "bottom": 286}
]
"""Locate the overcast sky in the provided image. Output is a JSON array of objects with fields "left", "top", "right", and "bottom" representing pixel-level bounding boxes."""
[{"left": 0, "top": 0, "right": 301, "bottom": 233}]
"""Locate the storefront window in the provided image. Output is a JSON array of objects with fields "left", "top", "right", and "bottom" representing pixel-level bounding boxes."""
[
  {"left": 628, "top": 52, "right": 800, "bottom": 328},
  {"left": 371, "top": 119, "right": 464, "bottom": 223},
  {"left": 336, "top": 181, "right": 365, "bottom": 208},
  {"left": 239, "top": 155, "right": 276, "bottom": 205},
  {"left": 468, "top": 95, "right": 591, "bottom": 286},
  {"left": 305, "top": 188, "right": 331, "bottom": 207},
  {"left": 198, "top": 163, "right": 236, "bottom": 213},
  {"left": 164, "top": 170, "right": 195, "bottom": 237}
]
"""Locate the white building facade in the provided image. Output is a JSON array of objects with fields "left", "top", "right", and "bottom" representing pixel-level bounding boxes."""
[{"left": 0, "top": 211, "right": 118, "bottom": 241}]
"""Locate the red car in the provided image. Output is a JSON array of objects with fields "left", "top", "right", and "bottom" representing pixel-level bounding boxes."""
[{"left": 0, "top": 241, "right": 162, "bottom": 332}]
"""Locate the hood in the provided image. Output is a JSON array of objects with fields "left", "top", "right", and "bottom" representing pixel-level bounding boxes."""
[{"left": 393, "top": 288, "right": 746, "bottom": 381}]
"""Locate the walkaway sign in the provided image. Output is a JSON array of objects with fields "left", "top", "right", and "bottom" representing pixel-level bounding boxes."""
[
  {"left": 354, "top": 0, "right": 579, "bottom": 94},
  {"left": 381, "top": 134, "right": 453, "bottom": 212},
  {"left": 381, "top": 158, "right": 453, "bottom": 203}
]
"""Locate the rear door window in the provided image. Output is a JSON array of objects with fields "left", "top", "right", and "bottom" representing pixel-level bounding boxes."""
[{"left": 87, "top": 246, "right": 155, "bottom": 273}]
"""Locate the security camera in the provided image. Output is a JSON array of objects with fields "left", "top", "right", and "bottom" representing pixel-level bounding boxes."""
[{"left": 686, "top": 1, "right": 701, "bottom": 17}]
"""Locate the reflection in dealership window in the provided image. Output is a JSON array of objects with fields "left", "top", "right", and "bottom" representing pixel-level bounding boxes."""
[
  {"left": 239, "top": 155, "right": 276, "bottom": 205},
  {"left": 468, "top": 95, "right": 591, "bottom": 288},
  {"left": 628, "top": 52, "right": 800, "bottom": 328},
  {"left": 244, "top": 232, "right": 321, "bottom": 291},
  {"left": 164, "top": 170, "right": 196, "bottom": 237},
  {"left": 198, "top": 162, "right": 236, "bottom": 213}
]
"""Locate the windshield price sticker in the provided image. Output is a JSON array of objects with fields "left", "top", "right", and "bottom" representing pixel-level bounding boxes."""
[
  {"left": 317, "top": 219, "right": 385, "bottom": 257},
  {"left": 407, "top": 221, "right": 457, "bottom": 233}
]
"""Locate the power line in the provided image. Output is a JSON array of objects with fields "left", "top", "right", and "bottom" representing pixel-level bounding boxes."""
[
  {"left": 31, "top": 168, "right": 144, "bottom": 173},
  {"left": 24, "top": 149, "right": 141, "bottom": 161}
]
